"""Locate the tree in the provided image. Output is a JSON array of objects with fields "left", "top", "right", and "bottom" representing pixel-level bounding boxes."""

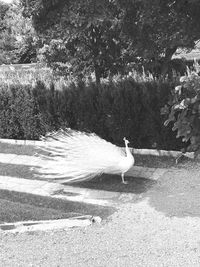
[
  {"left": 22, "top": 0, "right": 200, "bottom": 78},
  {"left": 0, "top": 1, "right": 9, "bottom": 32},
  {"left": 0, "top": 1, "right": 13, "bottom": 64},
  {"left": 117, "top": 0, "right": 200, "bottom": 75},
  {"left": 0, "top": 1, "right": 37, "bottom": 64},
  {"left": 22, "top": 0, "right": 132, "bottom": 83},
  {"left": 161, "top": 62, "right": 200, "bottom": 151}
]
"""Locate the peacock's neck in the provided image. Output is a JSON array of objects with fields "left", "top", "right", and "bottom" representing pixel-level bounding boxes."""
[{"left": 125, "top": 144, "right": 132, "bottom": 158}]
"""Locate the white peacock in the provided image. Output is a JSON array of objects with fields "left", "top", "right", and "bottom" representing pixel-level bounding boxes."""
[{"left": 37, "top": 129, "right": 135, "bottom": 184}]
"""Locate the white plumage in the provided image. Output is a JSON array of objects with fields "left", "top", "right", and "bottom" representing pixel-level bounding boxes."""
[{"left": 37, "top": 129, "right": 135, "bottom": 184}]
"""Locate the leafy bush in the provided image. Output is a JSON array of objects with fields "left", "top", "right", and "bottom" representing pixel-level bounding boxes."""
[{"left": 162, "top": 64, "right": 200, "bottom": 151}]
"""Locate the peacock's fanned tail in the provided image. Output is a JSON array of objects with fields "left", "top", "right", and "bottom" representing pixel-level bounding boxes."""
[{"left": 36, "top": 129, "right": 126, "bottom": 182}]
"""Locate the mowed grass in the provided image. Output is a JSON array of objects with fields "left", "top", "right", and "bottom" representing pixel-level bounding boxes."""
[
  {"left": 0, "top": 142, "right": 38, "bottom": 156},
  {"left": 0, "top": 189, "right": 114, "bottom": 223}
]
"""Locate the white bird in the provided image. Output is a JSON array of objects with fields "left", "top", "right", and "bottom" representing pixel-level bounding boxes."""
[{"left": 36, "top": 129, "right": 135, "bottom": 184}]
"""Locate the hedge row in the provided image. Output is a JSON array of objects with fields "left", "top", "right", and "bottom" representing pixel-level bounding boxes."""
[{"left": 0, "top": 78, "right": 185, "bottom": 150}]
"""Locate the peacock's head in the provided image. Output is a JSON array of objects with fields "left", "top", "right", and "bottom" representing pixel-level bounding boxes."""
[{"left": 123, "top": 137, "right": 130, "bottom": 145}]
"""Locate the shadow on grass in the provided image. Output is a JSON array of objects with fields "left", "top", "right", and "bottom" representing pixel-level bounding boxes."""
[{"left": 66, "top": 174, "right": 156, "bottom": 194}]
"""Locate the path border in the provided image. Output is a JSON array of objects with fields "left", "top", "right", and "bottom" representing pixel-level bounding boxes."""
[{"left": 0, "top": 216, "right": 101, "bottom": 233}]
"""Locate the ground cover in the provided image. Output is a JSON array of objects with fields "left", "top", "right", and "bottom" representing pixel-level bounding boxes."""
[{"left": 0, "top": 189, "right": 114, "bottom": 223}]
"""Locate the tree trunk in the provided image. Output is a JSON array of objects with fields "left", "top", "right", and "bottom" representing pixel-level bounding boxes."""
[
  {"left": 94, "top": 64, "right": 101, "bottom": 85},
  {"left": 161, "top": 47, "right": 177, "bottom": 76}
]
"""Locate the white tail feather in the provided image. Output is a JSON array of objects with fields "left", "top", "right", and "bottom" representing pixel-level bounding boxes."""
[{"left": 35, "top": 129, "right": 134, "bottom": 183}]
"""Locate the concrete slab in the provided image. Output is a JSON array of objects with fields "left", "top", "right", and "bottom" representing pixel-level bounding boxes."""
[
  {"left": 0, "top": 176, "right": 56, "bottom": 195},
  {"left": 0, "top": 139, "right": 41, "bottom": 146},
  {"left": 0, "top": 153, "right": 19, "bottom": 164},
  {"left": 0, "top": 153, "right": 41, "bottom": 166}
]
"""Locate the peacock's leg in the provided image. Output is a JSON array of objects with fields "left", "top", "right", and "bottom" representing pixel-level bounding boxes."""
[{"left": 121, "top": 173, "right": 128, "bottom": 184}]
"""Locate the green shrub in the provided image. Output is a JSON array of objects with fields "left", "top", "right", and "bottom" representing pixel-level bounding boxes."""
[{"left": 162, "top": 64, "right": 200, "bottom": 151}]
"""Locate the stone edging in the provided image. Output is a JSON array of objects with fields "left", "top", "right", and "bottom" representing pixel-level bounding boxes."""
[
  {"left": 0, "top": 216, "right": 101, "bottom": 233},
  {"left": 131, "top": 148, "right": 195, "bottom": 159},
  {"left": 0, "top": 138, "right": 195, "bottom": 158}
]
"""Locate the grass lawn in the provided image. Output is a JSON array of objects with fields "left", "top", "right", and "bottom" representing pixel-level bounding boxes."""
[
  {"left": 0, "top": 189, "right": 114, "bottom": 224},
  {"left": 0, "top": 141, "right": 194, "bottom": 224}
]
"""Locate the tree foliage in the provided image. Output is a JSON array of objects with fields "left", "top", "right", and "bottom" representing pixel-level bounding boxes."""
[{"left": 117, "top": 0, "right": 200, "bottom": 75}]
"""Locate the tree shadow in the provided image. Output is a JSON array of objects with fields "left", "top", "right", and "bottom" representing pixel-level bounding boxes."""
[
  {"left": 0, "top": 163, "right": 37, "bottom": 180},
  {"left": 66, "top": 174, "right": 157, "bottom": 194},
  {"left": 144, "top": 167, "right": 200, "bottom": 218}
]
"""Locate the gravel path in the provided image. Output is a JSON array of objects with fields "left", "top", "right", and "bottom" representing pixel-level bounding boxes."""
[{"left": 1, "top": 162, "right": 200, "bottom": 267}]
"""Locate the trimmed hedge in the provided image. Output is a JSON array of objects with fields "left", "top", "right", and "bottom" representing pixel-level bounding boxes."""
[
  {"left": 0, "top": 84, "right": 46, "bottom": 140},
  {"left": 0, "top": 78, "right": 185, "bottom": 150}
]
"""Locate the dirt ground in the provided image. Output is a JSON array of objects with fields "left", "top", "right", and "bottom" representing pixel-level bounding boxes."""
[{"left": 1, "top": 160, "right": 200, "bottom": 267}]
